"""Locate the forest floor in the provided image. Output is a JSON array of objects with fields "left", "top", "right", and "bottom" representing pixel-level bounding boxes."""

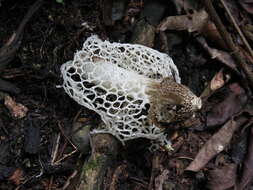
[{"left": 0, "top": 0, "right": 253, "bottom": 189}]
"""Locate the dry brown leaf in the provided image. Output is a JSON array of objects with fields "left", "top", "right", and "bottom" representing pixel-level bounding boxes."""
[
  {"left": 201, "top": 21, "right": 227, "bottom": 50},
  {"left": 207, "top": 164, "right": 237, "bottom": 190},
  {"left": 186, "top": 119, "right": 238, "bottom": 172},
  {"left": 239, "top": 0, "right": 253, "bottom": 14},
  {"left": 4, "top": 95, "right": 28, "bottom": 119},
  {"left": 236, "top": 127, "right": 253, "bottom": 190},
  {"left": 157, "top": 10, "right": 208, "bottom": 33},
  {"left": 196, "top": 37, "right": 239, "bottom": 73},
  {"left": 201, "top": 69, "right": 230, "bottom": 101},
  {"left": 205, "top": 83, "right": 247, "bottom": 128},
  {"left": 8, "top": 168, "right": 24, "bottom": 185},
  {"left": 168, "top": 1, "right": 226, "bottom": 49},
  {"left": 243, "top": 24, "right": 253, "bottom": 43},
  {"left": 210, "top": 69, "right": 226, "bottom": 91}
]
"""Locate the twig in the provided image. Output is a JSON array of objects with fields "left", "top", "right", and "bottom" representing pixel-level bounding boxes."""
[
  {"left": 62, "top": 170, "right": 78, "bottom": 190},
  {"left": 52, "top": 121, "right": 78, "bottom": 164},
  {"left": 54, "top": 149, "right": 78, "bottom": 164},
  {"left": 51, "top": 134, "right": 61, "bottom": 164},
  {"left": 219, "top": 0, "right": 253, "bottom": 59},
  {"left": 57, "top": 121, "right": 77, "bottom": 150},
  {"left": 203, "top": 0, "right": 253, "bottom": 89}
]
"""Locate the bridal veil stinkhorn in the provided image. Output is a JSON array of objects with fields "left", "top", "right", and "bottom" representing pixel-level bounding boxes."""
[{"left": 60, "top": 35, "right": 201, "bottom": 149}]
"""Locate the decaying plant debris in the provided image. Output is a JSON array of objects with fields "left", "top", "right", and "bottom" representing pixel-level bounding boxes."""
[{"left": 1, "top": 0, "right": 253, "bottom": 189}]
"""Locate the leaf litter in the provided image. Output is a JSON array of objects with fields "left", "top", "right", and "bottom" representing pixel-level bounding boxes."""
[
  {"left": 1, "top": 0, "right": 253, "bottom": 189},
  {"left": 186, "top": 115, "right": 248, "bottom": 172}
]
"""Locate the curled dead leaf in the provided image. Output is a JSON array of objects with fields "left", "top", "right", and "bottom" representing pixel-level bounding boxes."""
[
  {"left": 4, "top": 95, "right": 28, "bottom": 119},
  {"left": 236, "top": 127, "right": 253, "bottom": 190},
  {"left": 8, "top": 168, "right": 24, "bottom": 185},
  {"left": 157, "top": 10, "right": 208, "bottom": 33},
  {"left": 205, "top": 83, "right": 247, "bottom": 128},
  {"left": 186, "top": 119, "right": 239, "bottom": 172},
  {"left": 201, "top": 69, "right": 230, "bottom": 101},
  {"left": 210, "top": 69, "right": 227, "bottom": 91},
  {"left": 196, "top": 37, "right": 239, "bottom": 73},
  {"left": 201, "top": 21, "right": 227, "bottom": 50},
  {"left": 207, "top": 164, "right": 237, "bottom": 190},
  {"left": 239, "top": 0, "right": 253, "bottom": 14}
]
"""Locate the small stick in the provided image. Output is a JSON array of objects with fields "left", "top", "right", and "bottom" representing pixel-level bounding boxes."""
[
  {"left": 220, "top": 0, "right": 253, "bottom": 59},
  {"left": 51, "top": 134, "right": 61, "bottom": 164},
  {"left": 52, "top": 121, "right": 78, "bottom": 164},
  {"left": 58, "top": 121, "right": 77, "bottom": 150},
  {"left": 54, "top": 149, "right": 78, "bottom": 164}
]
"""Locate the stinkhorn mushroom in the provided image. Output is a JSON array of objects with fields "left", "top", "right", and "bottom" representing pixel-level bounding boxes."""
[{"left": 60, "top": 35, "right": 201, "bottom": 149}]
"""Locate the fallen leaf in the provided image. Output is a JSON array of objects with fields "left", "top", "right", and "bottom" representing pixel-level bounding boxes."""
[
  {"left": 4, "top": 95, "right": 28, "bottom": 119},
  {"left": 196, "top": 37, "right": 239, "bottom": 73},
  {"left": 236, "top": 127, "right": 253, "bottom": 190},
  {"left": 201, "top": 69, "right": 230, "bottom": 101},
  {"left": 239, "top": 0, "right": 253, "bottom": 14},
  {"left": 168, "top": 1, "right": 226, "bottom": 49},
  {"left": 157, "top": 10, "right": 208, "bottom": 33},
  {"left": 225, "top": 0, "right": 241, "bottom": 23},
  {"left": 207, "top": 164, "right": 237, "bottom": 190},
  {"left": 201, "top": 22, "right": 227, "bottom": 50},
  {"left": 186, "top": 119, "right": 239, "bottom": 172},
  {"left": 8, "top": 168, "right": 24, "bottom": 185},
  {"left": 130, "top": 19, "right": 156, "bottom": 47},
  {"left": 205, "top": 83, "right": 247, "bottom": 128},
  {"left": 210, "top": 69, "right": 226, "bottom": 91},
  {"left": 232, "top": 126, "right": 248, "bottom": 164},
  {"left": 243, "top": 24, "right": 253, "bottom": 43}
]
